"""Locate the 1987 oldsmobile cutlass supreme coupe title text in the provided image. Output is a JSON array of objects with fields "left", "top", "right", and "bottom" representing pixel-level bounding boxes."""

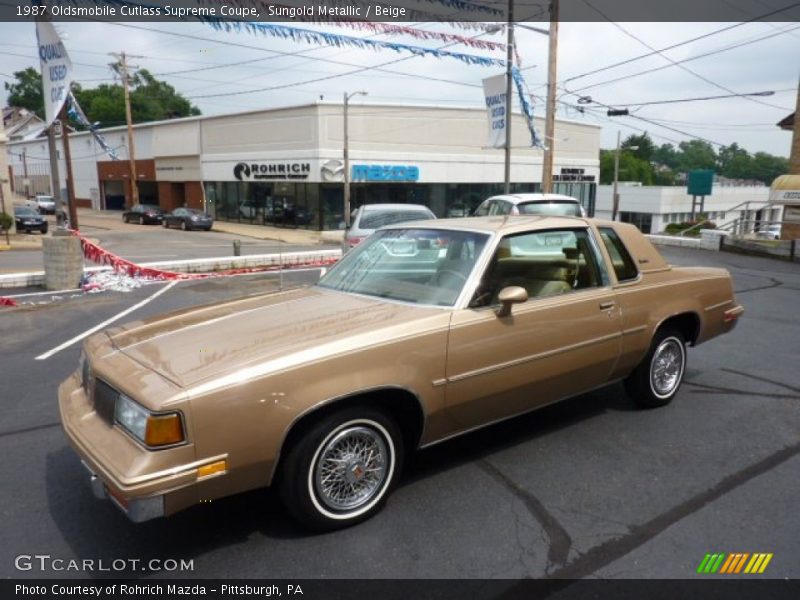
[{"left": 59, "top": 216, "right": 743, "bottom": 529}]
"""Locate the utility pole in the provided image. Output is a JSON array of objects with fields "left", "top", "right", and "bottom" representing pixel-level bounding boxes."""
[
  {"left": 22, "top": 148, "right": 30, "bottom": 199},
  {"left": 111, "top": 52, "right": 141, "bottom": 208},
  {"left": 46, "top": 126, "right": 63, "bottom": 226},
  {"left": 343, "top": 90, "right": 367, "bottom": 228},
  {"left": 611, "top": 131, "right": 621, "bottom": 221},
  {"left": 59, "top": 105, "right": 79, "bottom": 230},
  {"left": 541, "top": 0, "right": 559, "bottom": 194},
  {"left": 503, "top": 0, "right": 514, "bottom": 194},
  {"left": 791, "top": 76, "right": 800, "bottom": 175}
]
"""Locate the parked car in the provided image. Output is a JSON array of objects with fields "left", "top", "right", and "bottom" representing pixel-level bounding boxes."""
[
  {"left": 123, "top": 204, "right": 165, "bottom": 225},
  {"left": 60, "top": 217, "right": 743, "bottom": 529},
  {"left": 162, "top": 208, "right": 213, "bottom": 231},
  {"left": 33, "top": 195, "right": 56, "bottom": 214},
  {"left": 756, "top": 224, "right": 781, "bottom": 240},
  {"left": 13, "top": 205, "right": 48, "bottom": 234},
  {"left": 344, "top": 203, "right": 436, "bottom": 252},
  {"left": 473, "top": 193, "right": 586, "bottom": 217}
]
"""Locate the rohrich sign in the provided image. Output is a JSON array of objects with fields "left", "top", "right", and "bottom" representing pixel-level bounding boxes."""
[{"left": 233, "top": 162, "right": 311, "bottom": 181}]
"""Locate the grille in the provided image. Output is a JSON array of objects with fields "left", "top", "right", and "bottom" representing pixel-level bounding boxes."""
[{"left": 93, "top": 379, "right": 119, "bottom": 425}]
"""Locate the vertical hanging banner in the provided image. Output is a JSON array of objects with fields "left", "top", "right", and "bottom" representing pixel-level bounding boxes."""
[
  {"left": 482, "top": 73, "right": 507, "bottom": 149},
  {"left": 35, "top": 21, "right": 73, "bottom": 128}
]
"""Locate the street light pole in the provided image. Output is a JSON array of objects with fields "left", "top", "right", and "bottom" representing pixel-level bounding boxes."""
[{"left": 343, "top": 90, "right": 367, "bottom": 229}]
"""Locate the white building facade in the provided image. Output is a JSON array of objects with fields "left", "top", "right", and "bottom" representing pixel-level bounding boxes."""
[
  {"left": 5, "top": 102, "right": 601, "bottom": 230},
  {"left": 594, "top": 184, "right": 777, "bottom": 234}
]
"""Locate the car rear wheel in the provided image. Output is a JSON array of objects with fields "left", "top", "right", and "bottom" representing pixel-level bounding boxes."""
[
  {"left": 180, "top": 221, "right": 187, "bottom": 231},
  {"left": 625, "top": 327, "right": 686, "bottom": 408},
  {"left": 278, "top": 407, "right": 403, "bottom": 530}
]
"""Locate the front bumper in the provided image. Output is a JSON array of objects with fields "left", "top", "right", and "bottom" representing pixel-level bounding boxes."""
[
  {"left": 59, "top": 363, "right": 225, "bottom": 522},
  {"left": 83, "top": 460, "right": 165, "bottom": 522}
]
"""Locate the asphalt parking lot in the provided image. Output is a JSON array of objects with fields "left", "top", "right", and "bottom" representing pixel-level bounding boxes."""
[
  {"left": 0, "top": 246, "right": 798, "bottom": 582},
  {"left": 1, "top": 216, "right": 333, "bottom": 273}
]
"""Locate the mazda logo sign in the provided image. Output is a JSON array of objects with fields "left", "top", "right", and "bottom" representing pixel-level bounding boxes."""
[{"left": 321, "top": 159, "right": 344, "bottom": 182}]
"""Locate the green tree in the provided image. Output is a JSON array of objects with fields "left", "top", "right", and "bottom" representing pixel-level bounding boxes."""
[
  {"left": 4, "top": 67, "right": 200, "bottom": 127},
  {"left": 652, "top": 143, "right": 680, "bottom": 170},
  {"left": 3, "top": 67, "right": 45, "bottom": 119},
  {"left": 677, "top": 140, "right": 717, "bottom": 172},
  {"left": 621, "top": 132, "right": 656, "bottom": 163},
  {"left": 716, "top": 143, "right": 752, "bottom": 180},
  {"left": 600, "top": 149, "right": 654, "bottom": 185},
  {"left": 750, "top": 152, "right": 789, "bottom": 185}
]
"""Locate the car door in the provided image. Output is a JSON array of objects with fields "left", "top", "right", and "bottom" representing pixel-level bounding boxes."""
[{"left": 444, "top": 227, "right": 623, "bottom": 432}]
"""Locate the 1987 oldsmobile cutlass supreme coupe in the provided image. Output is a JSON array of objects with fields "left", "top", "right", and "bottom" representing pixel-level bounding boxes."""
[{"left": 59, "top": 216, "right": 743, "bottom": 529}]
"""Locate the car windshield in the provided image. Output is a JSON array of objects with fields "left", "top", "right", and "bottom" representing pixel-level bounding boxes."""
[
  {"left": 15, "top": 207, "right": 37, "bottom": 216},
  {"left": 517, "top": 201, "right": 582, "bottom": 216},
  {"left": 318, "top": 228, "right": 489, "bottom": 307},
  {"left": 358, "top": 209, "right": 434, "bottom": 230}
]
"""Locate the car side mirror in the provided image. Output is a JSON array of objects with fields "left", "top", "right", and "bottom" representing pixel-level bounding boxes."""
[{"left": 496, "top": 286, "right": 528, "bottom": 317}]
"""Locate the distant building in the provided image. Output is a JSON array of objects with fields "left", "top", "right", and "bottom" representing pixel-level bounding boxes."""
[
  {"left": 5, "top": 102, "right": 602, "bottom": 230},
  {"left": 2, "top": 107, "right": 47, "bottom": 141},
  {"left": 595, "top": 185, "right": 777, "bottom": 234}
]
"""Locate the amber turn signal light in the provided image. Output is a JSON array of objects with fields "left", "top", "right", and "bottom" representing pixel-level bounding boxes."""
[
  {"left": 197, "top": 460, "right": 227, "bottom": 480},
  {"left": 144, "top": 413, "right": 184, "bottom": 447}
]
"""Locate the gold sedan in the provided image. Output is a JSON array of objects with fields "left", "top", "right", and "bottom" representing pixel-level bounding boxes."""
[{"left": 59, "top": 217, "right": 743, "bottom": 529}]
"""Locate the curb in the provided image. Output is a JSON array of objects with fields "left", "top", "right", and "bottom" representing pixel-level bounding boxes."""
[{"left": 0, "top": 249, "right": 342, "bottom": 289}]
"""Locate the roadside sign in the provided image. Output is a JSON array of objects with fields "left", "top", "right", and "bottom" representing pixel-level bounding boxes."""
[{"left": 687, "top": 170, "right": 714, "bottom": 196}]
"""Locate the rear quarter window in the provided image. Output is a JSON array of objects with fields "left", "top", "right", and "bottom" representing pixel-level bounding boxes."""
[{"left": 599, "top": 227, "right": 638, "bottom": 282}]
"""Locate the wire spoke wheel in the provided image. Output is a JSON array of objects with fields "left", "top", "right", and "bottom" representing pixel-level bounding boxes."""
[
  {"left": 313, "top": 426, "right": 388, "bottom": 512},
  {"left": 650, "top": 337, "right": 684, "bottom": 398}
]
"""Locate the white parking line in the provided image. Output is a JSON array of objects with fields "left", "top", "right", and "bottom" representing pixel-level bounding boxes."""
[{"left": 34, "top": 280, "right": 180, "bottom": 361}]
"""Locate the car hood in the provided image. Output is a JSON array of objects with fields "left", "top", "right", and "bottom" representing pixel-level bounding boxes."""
[{"left": 105, "top": 287, "right": 444, "bottom": 389}]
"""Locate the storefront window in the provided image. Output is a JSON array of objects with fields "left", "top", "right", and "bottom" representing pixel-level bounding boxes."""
[{"left": 204, "top": 180, "right": 597, "bottom": 230}]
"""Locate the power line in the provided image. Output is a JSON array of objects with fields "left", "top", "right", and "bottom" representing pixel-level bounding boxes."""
[
  {"left": 564, "top": 24, "right": 800, "bottom": 99},
  {"left": 611, "top": 90, "right": 780, "bottom": 108},
  {"left": 579, "top": 0, "right": 794, "bottom": 112},
  {"left": 561, "top": 2, "right": 800, "bottom": 84},
  {"left": 560, "top": 87, "right": 729, "bottom": 147}
]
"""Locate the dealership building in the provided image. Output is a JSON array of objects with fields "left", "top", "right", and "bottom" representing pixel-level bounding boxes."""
[{"left": 5, "top": 102, "right": 601, "bottom": 230}]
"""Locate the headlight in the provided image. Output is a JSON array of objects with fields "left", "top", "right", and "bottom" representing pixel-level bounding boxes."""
[
  {"left": 114, "top": 394, "right": 184, "bottom": 448},
  {"left": 190, "top": 215, "right": 199, "bottom": 221}
]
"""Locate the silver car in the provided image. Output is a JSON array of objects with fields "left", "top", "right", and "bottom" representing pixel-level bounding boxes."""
[
  {"left": 344, "top": 203, "right": 436, "bottom": 252},
  {"left": 473, "top": 193, "right": 586, "bottom": 218}
]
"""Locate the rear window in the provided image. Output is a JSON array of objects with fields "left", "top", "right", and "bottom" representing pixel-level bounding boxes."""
[
  {"left": 359, "top": 209, "right": 434, "bottom": 230},
  {"left": 598, "top": 227, "right": 638, "bottom": 282},
  {"left": 517, "top": 201, "right": 582, "bottom": 216}
]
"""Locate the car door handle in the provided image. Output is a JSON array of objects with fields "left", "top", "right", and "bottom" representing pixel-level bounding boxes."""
[{"left": 599, "top": 301, "right": 616, "bottom": 310}]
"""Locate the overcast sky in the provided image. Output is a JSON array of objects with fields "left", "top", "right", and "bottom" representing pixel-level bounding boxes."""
[{"left": 1, "top": 19, "right": 797, "bottom": 156}]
